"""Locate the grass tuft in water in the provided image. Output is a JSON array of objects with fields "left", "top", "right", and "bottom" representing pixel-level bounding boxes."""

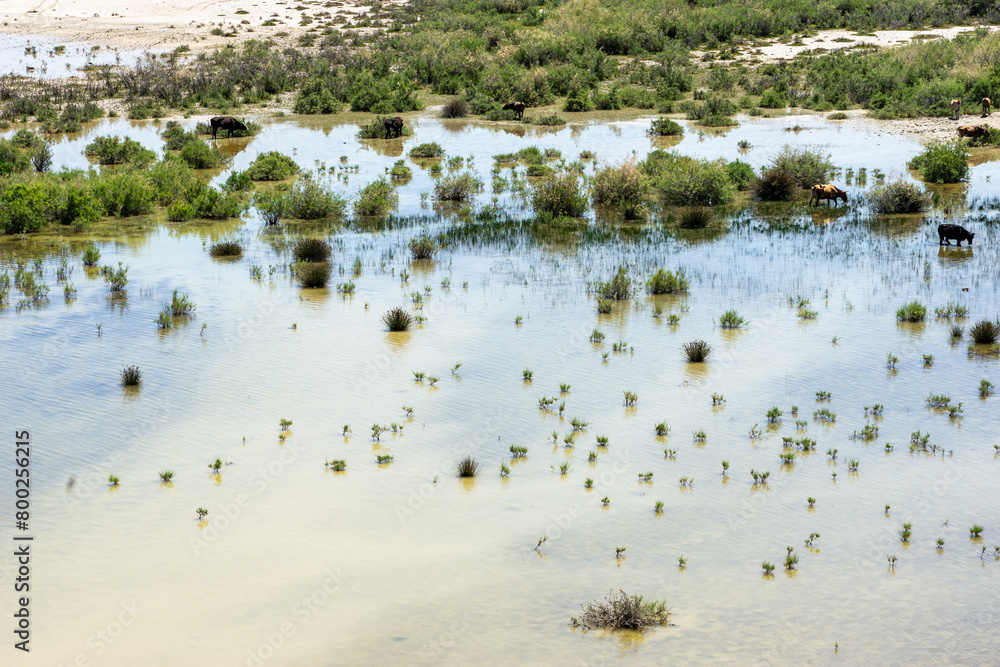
[
  {"left": 896, "top": 301, "right": 927, "bottom": 322},
  {"left": 682, "top": 339, "right": 712, "bottom": 362},
  {"left": 457, "top": 456, "right": 479, "bottom": 478},
  {"left": 120, "top": 365, "right": 141, "bottom": 387},
  {"left": 382, "top": 307, "right": 413, "bottom": 331},
  {"left": 570, "top": 590, "right": 669, "bottom": 630}
]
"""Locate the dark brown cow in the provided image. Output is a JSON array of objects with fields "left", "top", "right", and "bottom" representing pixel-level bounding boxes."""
[
  {"left": 983, "top": 97, "right": 992, "bottom": 117},
  {"left": 938, "top": 224, "right": 974, "bottom": 246},
  {"left": 809, "top": 184, "right": 848, "bottom": 207},
  {"left": 383, "top": 116, "right": 403, "bottom": 138},
  {"left": 210, "top": 116, "right": 248, "bottom": 139},
  {"left": 957, "top": 125, "right": 989, "bottom": 138},
  {"left": 502, "top": 101, "right": 526, "bottom": 120}
]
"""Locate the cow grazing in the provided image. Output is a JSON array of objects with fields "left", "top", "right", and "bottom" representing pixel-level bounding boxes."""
[
  {"left": 383, "top": 116, "right": 404, "bottom": 139},
  {"left": 502, "top": 101, "right": 526, "bottom": 120},
  {"left": 938, "top": 223, "right": 975, "bottom": 246},
  {"left": 983, "top": 97, "right": 992, "bottom": 117},
  {"left": 957, "top": 125, "right": 989, "bottom": 139},
  {"left": 809, "top": 184, "right": 848, "bottom": 207},
  {"left": 950, "top": 99, "right": 962, "bottom": 120},
  {"left": 210, "top": 116, "right": 248, "bottom": 139}
]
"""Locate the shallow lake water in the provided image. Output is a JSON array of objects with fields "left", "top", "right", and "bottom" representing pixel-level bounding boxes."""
[{"left": 1, "top": 111, "right": 999, "bottom": 665}]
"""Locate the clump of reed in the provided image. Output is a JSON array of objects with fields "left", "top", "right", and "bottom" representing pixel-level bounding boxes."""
[
  {"left": 209, "top": 240, "right": 243, "bottom": 258},
  {"left": 682, "top": 340, "right": 712, "bottom": 362},
  {"left": 896, "top": 301, "right": 927, "bottom": 322},
  {"left": 120, "top": 365, "right": 141, "bottom": 386},
  {"left": 457, "top": 456, "right": 479, "bottom": 477},
  {"left": 969, "top": 319, "right": 1000, "bottom": 344},
  {"left": 297, "top": 262, "right": 331, "bottom": 288},
  {"left": 570, "top": 590, "right": 669, "bottom": 630},
  {"left": 382, "top": 307, "right": 413, "bottom": 331},
  {"left": 293, "top": 238, "right": 332, "bottom": 263}
]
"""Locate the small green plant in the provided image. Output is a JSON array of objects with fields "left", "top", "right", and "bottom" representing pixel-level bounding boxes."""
[
  {"left": 970, "top": 525, "right": 985, "bottom": 538},
  {"left": 601, "top": 496, "right": 610, "bottom": 507},
  {"left": 899, "top": 522, "right": 913, "bottom": 542},
  {"left": 654, "top": 421, "right": 670, "bottom": 436},
  {"left": 847, "top": 459, "right": 860, "bottom": 472},
  {"left": 784, "top": 547, "right": 798, "bottom": 570},
  {"left": 815, "top": 390, "right": 831, "bottom": 401},
  {"left": 196, "top": 508, "right": 208, "bottom": 520},
  {"left": 638, "top": 471, "right": 654, "bottom": 482},
  {"left": 584, "top": 478, "right": 594, "bottom": 488},
  {"left": 807, "top": 497, "right": 816, "bottom": 508},
  {"left": 82, "top": 245, "right": 101, "bottom": 267},
  {"left": 721, "top": 461, "right": 730, "bottom": 475},
  {"left": 813, "top": 408, "right": 837, "bottom": 423},
  {"left": 906, "top": 139, "right": 969, "bottom": 184},
  {"left": 510, "top": 445, "right": 528, "bottom": 458},
  {"left": 500, "top": 462, "right": 510, "bottom": 477},
  {"left": 712, "top": 393, "right": 725, "bottom": 405},
  {"left": 623, "top": 391, "right": 638, "bottom": 407},
  {"left": 664, "top": 449, "right": 677, "bottom": 460},
  {"left": 980, "top": 379, "right": 995, "bottom": 397},
  {"left": 717, "top": 310, "right": 747, "bottom": 329},
  {"left": 677, "top": 555, "right": 687, "bottom": 567},
  {"left": 762, "top": 561, "right": 776, "bottom": 575},
  {"left": 376, "top": 454, "right": 395, "bottom": 464},
  {"left": 805, "top": 533, "right": 820, "bottom": 546},
  {"left": 559, "top": 462, "right": 570, "bottom": 475},
  {"left": 766, "top": 406, "right": 783, "bottom": 423},
  {"left": 208, "top": 458, "right": 223, "bottom": 473},
  {"left": 693, "top": 430, "right": 706, "bottom": 442},
  {"left": 523, "top": 369, "right": 533, "bottom": 381},
  {"left": 896, "top": 301, "right": 927, "bottom": 322},
  {"left": 654, "top": 501, "right": 664, "bottom": 513}
]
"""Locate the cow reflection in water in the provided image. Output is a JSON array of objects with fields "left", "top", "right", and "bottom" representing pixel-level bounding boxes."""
[{"left": 937, "top": 245, "right": 973, "bottom": 265}]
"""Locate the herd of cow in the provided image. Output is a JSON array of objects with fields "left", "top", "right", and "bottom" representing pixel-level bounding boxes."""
[{"left": 207, "top": 97, "right": 978, "bottom": 244}]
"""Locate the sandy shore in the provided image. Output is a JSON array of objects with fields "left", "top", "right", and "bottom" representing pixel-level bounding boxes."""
[{"left": 0, "top": 0, "right": 372, "bottom": 53}]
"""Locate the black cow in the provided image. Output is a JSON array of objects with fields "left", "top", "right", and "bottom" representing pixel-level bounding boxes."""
[
  {"left": 210, "top": 116, "right": 248, "bottom": 139},
  {"left": 383, "top": 116, "right": 403, "bottom": 138},
  {"left": 502, "top": 101, "right": 526, "bottom": 120},
  {"left": 938, "top": 223, "right": 975, "bottom": 246}
]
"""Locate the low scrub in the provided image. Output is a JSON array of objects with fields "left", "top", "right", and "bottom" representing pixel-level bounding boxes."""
[
  {"left": 532, "top": 174, "right": 588, "bottom": 217},
  {"left": 751, "top": 167, "right": 797, "bottom": 201},
  {"left": 907, "top": 140, "right": 969, "bottom": 183},
  {"left": 969, "top": 319, "right": 1000, "bottom": 344},
  {"left": 179, "top": 140, "right": 231, "bottom": 170},
  {"left": 896, "top": 301, "right": 927, "bottom": 322},
  {"left": 594, "top": 266, "right": 632, "bottom": 300},
  {"left": 284, "top": 178, "right": 347, "bottom": 219},
  {"left": 571, "top": 590, "right": 669, "bottom": 630},
  {"left": 652, "top": 154, "right": 734, "bottom": 206},
  {"left": 433, "top": 172, "right": 484, "bottom": 202},
  {"left": 769, "top": 145, "right": 834, "bottom": 188},
  {"left": 683, "top": 339, "right": 712, "bottom": 362},
  {"left": 84, "top": 136, "right": 156, "bottom": 166},
  {"left": 409, "top": 142, "right": 445, "bottom": 159},
  {"left": 297, "top": 261, "right": 331, "bottom": 288},
  {"left": 354, "top": 178, "right": 398, "bottom": 217},
  {"left": 646, "top": 269, "right": 689, "bottom": 294},
  {"left": 382, "top": 306, "right": 413, "bottom": 331},
  {"left": 868, "top": 179, "right": 928, "bottom": 214},
  {"left": 209, "top": 240, "right": 243, "bottom": 257},
  {"left": 293, "top": 238, "right": 332, "bottom": 263},
  {"left": 409, "top": 236, "right": 437, "bottom": 260},
  {"left": 591, "top": 159, "right": 649, "bottom": 219},
  {"left": 648, "top": 117, "right": 683, "bottom": 136},
  {"left": 245, "top": 151, "right": 300, "bottom": 181}
]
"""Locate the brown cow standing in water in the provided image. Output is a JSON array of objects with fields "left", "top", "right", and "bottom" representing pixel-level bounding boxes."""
[
  {"left": 383, "top": 116, "right": 403, "bottom": 138},
  {"left": 809, "top": 184, "right": 848, "bottom": 207},
  {"left": 950, "top": 99, "right": 962, "bottom": 120},
  {"left": 982, "top": 97, "right": 992, "bottom": 117},
  {"left": 957, "top": 125, "right": 989, "bottom": 139},
  {"left": 502, "top": 101, "right": 526, "bottom": 120},
  {"left": 210, "top": 116, "right": 248, "bottom": 139}
]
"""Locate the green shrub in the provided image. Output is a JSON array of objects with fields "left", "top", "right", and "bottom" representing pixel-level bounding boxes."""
[
  {"left": 654, "top": 155, "right": 734, "bottom": 206},
  {"left": 147, "top": 158, "right": 198, "bottom": 205},
  {"left": 770, "top": 145, "right": 834, "bottom": 188},
  {"left": 253, "top": 190, "right": 285, "bottom": 225},
  {"left": 84, "top": 136, "right": 156, "bottom": 166},
  {"left": 354, "top": 178, "right": 398, "bottom": 216},
  {"left": 92, "top": 172, "right": 155, "bottom": 216},
  {"left": 297, "top": 261, "right": 332, "bottom": 287},
  {"left": 409, "top": 236, "right": 437, "bottom": 260},
  {"left": 161, "top": 121, "right": 199, "bottom": 151},
  {"left": 245, "top": 151, "right": 299, "bottom": 180},
  {"left": 293, "top": 79, "right": 343, "bottom": 115},
  {"left": 646, "top": 269, "right": 689, "bottom": 294},
  {"left": 752, "top": 167, "right": 798, "bottom": 201},
  {"left": 284, "top": 178, "right": 347, "bottom": 219},
  {"left": 441, "top": 99, "right": 469, "bottom": 118},
  {"left": 168, "top": 200, "right": 196, "bottom": 222},
  {"left": 10, "top": 129, "right": 44, "bottom": 150},
  {"left": 648, "top": 118, "right": 683, "bottom": 136},
  {"left": 896, "top": 301, "right": 927, "bottom": 322},
  {"left": 179, "top": 140, "right": 231, "bottom": 169},
  {"left": 591, "top": 159, "right": 650, "bottom": 219},
  {"left": 409, "top": 142, "right": 445, "bottom": 158},
  {"left": 127, "top": 100, "right": 165, "bottom": 120},
  {"left": 532, "top": 174, "right": 588, "bottom": 218},
  {"left": 433, "top": 172, "right": 484, "bottom": 201},
  {"left": 725, "top": 160, "right": 755, "bottom": 190},
  {"left": 0, "top": 182, "right": 54, "bottom": 233},
  {"left": 348, "top": 71, "right": 422, "bottom": 114},
  {"left": 595, "top": 266, "right": 632, "bottom": 300},
  {"left": 0, "top": 139, "right": 31, "bottom": 176},
  {"left": 563, "top": 88, "right": 594, "bottom": 112},
  {"left": 759, "top": 89, "right": 788, "bottom": 108},
  {"left": 389, "top": 160, "right": 411, "bottom": 180},
  {"left": 907, "top": 140, "right": 969, "bottom": 183},
  {"left": 188, "top": 186, "right": 247, "bottom": 219},
  {"left": 868, "top": 179, "right": 928, "bottom": 214},
  {"left": 532, "top": 114, "right": 567, "bottom": 126}
]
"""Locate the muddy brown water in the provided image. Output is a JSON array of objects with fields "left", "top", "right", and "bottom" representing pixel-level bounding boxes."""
[{"left": 1, "top": 111, "right": 999, "bottom": 665}]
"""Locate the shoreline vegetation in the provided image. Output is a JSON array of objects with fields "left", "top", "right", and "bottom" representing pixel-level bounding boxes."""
[{"left": 3, "top": 1, "right": 1000, "bottom": 234}]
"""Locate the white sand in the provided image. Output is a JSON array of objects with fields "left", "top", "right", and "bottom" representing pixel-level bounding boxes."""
[{"left": 0, "top": 0, "right": 371, "bottom": 53}]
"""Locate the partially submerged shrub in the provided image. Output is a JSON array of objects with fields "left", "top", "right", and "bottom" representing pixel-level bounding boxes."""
[
  {"left": 648, "top": 117, "right": 683, "bottom": 136},
  {"left": 120, "top": 365, "right": 142, "bottom": 386},
  {"left": 457, "top": 455, "right": 479, "bottom": 477},
  {"left": 284, "top": 178, "right": 347, "bottom": 219},
  {"left": 769, "top": 145, "right": 834, "bottom": 188},
  {"left": 179, "top": 140, "right": 231, "bottom": 170},
  {"left": 84, "top": 136, "right": 156, "bottom": 166},
  {"left": 868, "top": 179, "right": 928, "bottom": 214},
  {"left": 293, "top": 238, "right": 332, "bottom": 263},
  {"left": 354, "top": 178, "right": 398, "bottom": 216},
  {"left": 209, "top": 240, "right": 243, "bottom": 257},
  {"left": 725, "top": 160, "right": 755, "bottom": 190},
  {"left": 646, "top": 269, "right": 689, "bottom": 294},
  {"left": 907, "top": 140, "right": 969, "bottom": 183},
  {"left": 570, "top": 590, "right": 669, "bottom": 630},
  {"left": 591, "top": 159, "right": 649, "bottom": 219},
  {"left": 532, "top": 174, "right": 588, "bottom": 217},
  {"left": 678, "top": 207, "right": 713, "bottom": 229},
  {"left": 649, "top": 153, "right": 734, "bottom": 206},
  {"left": 969, "top": 319, "right": 1000, "bottom": 343},
  {"left": 382, "top": 306, "right": 413, "bottom": 331},
  {"left": 718, "top": 309, "right": 747, "bottom": 328},
  {"left": 409, "top": 236, "right": 437, "bottom": 260},
  {"left": 896, "top": 301, "right": 927, "bottom": 322},
  {"left": 682, "top": 340, "right": 712, "bottom": 362},
  {"left": 433, "top": 172, "right": 483, "bottom": 201},
  {"left": 409, "top": 142, "right": 445, "bottom": 158},
  {"left": 752, "top": 167, "right": 798, "bottom": 201},
  {"left": 594, "top": 266, "right": 632, "bottom": 300},
  {"left": 245, "top": 151, "right": 299, "bottom": 181},
  {"left": 297, "top": 261, "right": 331, "bottom": 288}
]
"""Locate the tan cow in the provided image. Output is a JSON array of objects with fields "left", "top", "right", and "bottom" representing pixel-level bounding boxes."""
[
  {"left": 950, "top": 99, "right": 962, "bottom": 120},
  {"left": 810, "top": 184, "right": 848, "bottom": 207},
  {"left": 982, "top": 97, "right": 992, "bottom": 117},
  {"left": 958, "top": 125, "right": 989, "bottom": 139}
]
